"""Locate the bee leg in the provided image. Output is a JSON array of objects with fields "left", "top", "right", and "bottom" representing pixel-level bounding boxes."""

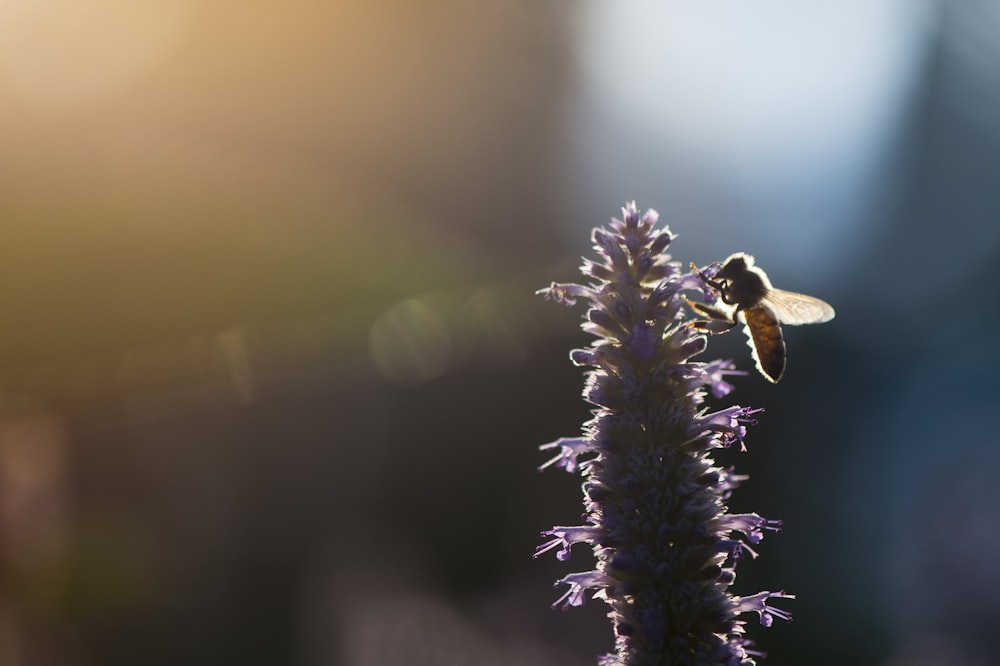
[
  {"left": 690, "top": 263, "right": 735, "bottom": 306},
  {"left": 686, "top": 299, "right": 737, "bottom": 334},
  {"left": 686, "top": 298, "right": 731, "bottom": 321},
  {"left": 690, "top": 319, "right": 738, "bottom": 334},
  {"left": 691, "top": 262, "right": 724, "bottom": 292}
]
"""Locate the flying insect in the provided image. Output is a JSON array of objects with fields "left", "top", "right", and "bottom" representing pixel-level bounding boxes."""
[{"left": 689, "top": 253, "right": 835, "bottom": 383}]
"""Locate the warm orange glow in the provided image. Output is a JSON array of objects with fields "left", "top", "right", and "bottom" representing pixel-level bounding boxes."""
[
  {"left": 0, "top": 3, "right": 560, "bottom": 399},
  {"left": 0, "top": 0, "right": 194, "bottom": 115}
]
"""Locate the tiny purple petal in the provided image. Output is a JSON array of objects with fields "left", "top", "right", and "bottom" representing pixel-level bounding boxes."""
[
  {"left": 648, "top": 229, "right": 675, "bottom": 256},
  {"left": 713, "top": 513, "right": 783, "bottom": 544},
  {"left": 633, "top": 253, "right": 655, "bottom": 280},
  {"left": 699, "top": 359, "right": 747, "bottom": 398},
  {"left": 695, "top": 406, "right": 764, "bottom": 452},
  {"left": 538, "top": 437, "right": 594, "bottom": 473},
  {"left": 592, "top": 229, "right": 629, "bottom": 269},
  {"left": 696, "top": 261, "right": 723, "bottom": 280},
  {"left": 536, "top": 282, "right": 592, "bottom": 306},
  {"left": 587, "top": 308, "right": 625, "bottom": 338},
  {"left": 733, "top": 591, "right": 795, "bottom": 627},
  {"left": 581, "top": 258, "right": 615, "bottom": 281},
  {"left": 648, "top": 274, "right": 704, "bottom": 317},
  {"left": 569, "top": 348, "right": 600, "bottom": 367},
  {"left": 625, "top": 323, "right": 659, "bottom": 361},
  {"left": 673, "top": 271, "right": 708, "bottom": 294},
  {"left": 637, "top": 207, "right": 658, "bottom": 231},
  {"left": 677, "top": 334, "right": 708, "bottom": 359},
  {"left": 553, "top": 571, "right": 613, "bottom": 609},
  {"left": 717, "top": 467, "right": 750, "bottom": 499},
  {"left": 536, "top": 525, "right": 603, "bottom": 561}
]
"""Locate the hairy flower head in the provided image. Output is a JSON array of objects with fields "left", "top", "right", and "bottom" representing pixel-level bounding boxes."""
[{"left": 536, "top": 203, "right": 791, "bottom": 665}]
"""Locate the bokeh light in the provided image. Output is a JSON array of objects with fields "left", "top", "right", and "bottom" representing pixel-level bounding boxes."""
[{"left": 1, "top": 1, "right": 998, "bottom": 665}]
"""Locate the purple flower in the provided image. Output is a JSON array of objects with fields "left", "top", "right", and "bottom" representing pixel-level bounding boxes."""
[{"left": 536, "top": 203, "right": 791, "bottom": 665}]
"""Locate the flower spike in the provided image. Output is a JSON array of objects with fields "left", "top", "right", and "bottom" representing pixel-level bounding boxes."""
[{"left": 537, "top": 202, "right": 791, "bottom": 664}]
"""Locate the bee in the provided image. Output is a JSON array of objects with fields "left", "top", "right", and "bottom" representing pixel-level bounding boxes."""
[{"left": 689, "top": 253, "right": 835, "bottom": 383}]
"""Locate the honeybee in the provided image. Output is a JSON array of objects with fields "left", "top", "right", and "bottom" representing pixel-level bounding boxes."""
[{"left": 690, "top": 253, "right": 835, "bottom": 383}]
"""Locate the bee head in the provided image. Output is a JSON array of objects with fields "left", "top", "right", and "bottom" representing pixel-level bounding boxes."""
[
  {"left": 716, "top": 253, "right": 755, "bottom": 281},
  {"left": 714, "top": 252, "right": 771, "bottom": 306}
]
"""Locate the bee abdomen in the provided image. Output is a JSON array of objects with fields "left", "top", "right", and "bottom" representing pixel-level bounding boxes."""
[{"left": 742, "top": 306, "right": 786, "bottom": 383}]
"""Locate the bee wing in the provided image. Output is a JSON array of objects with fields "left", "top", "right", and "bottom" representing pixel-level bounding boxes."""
[{"left": 763, "top": 289, "right": 835, "bottom": 325}]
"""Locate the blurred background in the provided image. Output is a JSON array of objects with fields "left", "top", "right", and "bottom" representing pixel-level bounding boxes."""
[{"left": 1, "top": 1, "right": 999, "bottom": 664}]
